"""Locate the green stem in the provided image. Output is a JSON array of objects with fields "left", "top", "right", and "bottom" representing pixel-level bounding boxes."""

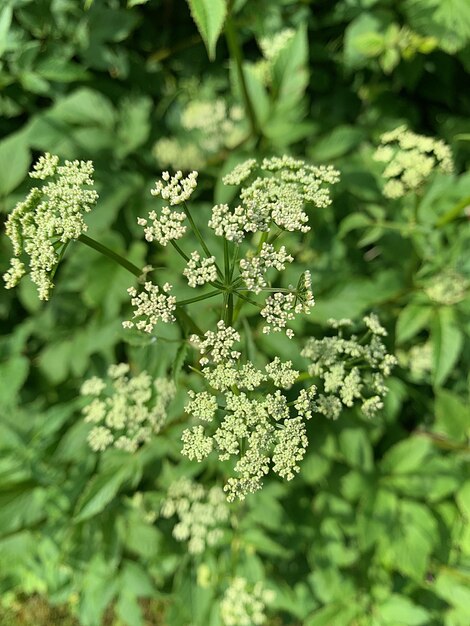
[
  {"left": 78, "top": 234, "right": 142, "bottom": 278},
  {"left": 235, "top": 290, "right": 262, "bottom": 309},
  {"left": 255, "top": 231, "right": 269, "bottom": 254},
  {"left": 224, "top": 239, "right": 231, "bottom": 282},
  {"left": 176, "top": 290, "right": 221, "bottom": 307},
  {"left": 436, "top": 194, "right": 470, "bottom": 227},
  {"left": 182, "top": 201, "right": 224, "bottom": 279},
  {"left": 78, "top": 234, "right": 203, "bottom": 336},
  {"left": 170, "top": 239, "right": 190, "bottom": 263},
  {"left": 224, "top": 14, "right": 260, "bottom": 140}
]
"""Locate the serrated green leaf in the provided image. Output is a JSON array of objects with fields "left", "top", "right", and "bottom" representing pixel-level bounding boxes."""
[
  {"left": 186, "top": 0, "right": 227, "bottom": 60},
  {"left": 377, "top": 594, "right": 430, "bottom": 625},
  {"left": 0, "top": 131, "right": 30, "bottom": 197},
  {"left": 381, "top": 437, "right": 433, "bottom": 475},
  {"left": 431, "top": 307, "right": 463, "bottom": 387},
  {"left": 74, "top": 467, "right": 130, "bottom": 522},
  {"left": 434, "top": 389, "right": 469, "bottom": 442},
  {"left": 396, "top": 303, "right": 432, "bottom": 344},
  {"left": 338, "top": 213, "right": 372, "bottom": 238},
  {"left": 0, "top": 355, "right": 29, "bottom": 408},
  {"left": 172, "top": 343, "right": 188, "bottom": 381}
]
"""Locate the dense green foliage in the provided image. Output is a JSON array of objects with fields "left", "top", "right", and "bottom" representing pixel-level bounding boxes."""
[{"left": 1, "top": 1, "right": 469, "bottom": 625}]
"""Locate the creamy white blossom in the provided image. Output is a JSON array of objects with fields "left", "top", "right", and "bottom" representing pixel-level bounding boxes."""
[
  {"left": 123, "top": 281, "right": 176, "bottom": 333},
  {"left": 240, "top": 243, "right": 293, "bottom": 294},
  {"left": 220, "top": 578, "right": 275, "bottom": 626},
  {"left": 81, "top": 364, "right": 175, "bottom": 452},
  {"left": 374, "top": 126, "right": 453, "bottom": 198},
  {"left": 190, "top": 320, "right": 241, "bottom": 366},
  {"left": 151, "top": 170, "right": 198, "bottom": 205},
  {"left": 137, "top": 207, "right": 186, "bottom": 246},
  {"left": 183, "top": 251, "right": 218, "bottom": 288},
  {"left": 160, "top": 478, "right": 229, "bottom": 555},
  {"left": 3, "top": 153, "right": 98, "bottom": 299}
]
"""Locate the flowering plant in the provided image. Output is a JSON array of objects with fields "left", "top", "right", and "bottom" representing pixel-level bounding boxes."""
[{"left": 4, "top": 151, "right": 398, "bottom": 510}]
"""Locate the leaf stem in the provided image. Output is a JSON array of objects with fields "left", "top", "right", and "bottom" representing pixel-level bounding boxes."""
[
  {"left": 224, "top": 14, "right": 260, "bottom": 140},
  {"left": 176, "top": 290, "right": 221, "bottom": 307},
  {"left": 78, "top": 234, "right": 142, "bottom": 278}
]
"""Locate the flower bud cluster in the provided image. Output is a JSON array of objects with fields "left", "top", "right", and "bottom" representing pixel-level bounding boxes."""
[
  {"left": 154, "top": 97, "right": 245, "bottom": 170},
  {"left": 183, "top": 251, "right": 218, "bottom": 288},
  {"left": 151, "top": 170, "right": 198, "bottom": 206},
  {"left": 301, "top": 314, "right": 397, "bottom": 419},
  {"left": 137, "top": 207, "right": 186, "bottom": 246},
  {"left": 424, "top": 269, "right": 469, "bottom": 305},
  {"left": 240, "top": 243, "right": 293, "bottom": 294},
  {"left": 220, "top": 578, "right": 275, "bottom": 626},
  {"left": 3, "top": 153, "right": 98, "bottom": 300},
  {"left": 182, "top": 339, "right": 316, "bottom": 501},
  {"left": 373, "top": 125, "right": 453, "bottom": 198},
  {"left": 190, "top": 320, "right": 241, "bottom": 367},
  {"left": 160, "top": 478, "right": 229, "bottom": 555},
  {"left": 214, "top": 156, "right": 340, "bottom": 241},
  {"left": 81, "top": 363, "right": 176, "bottom": 453},
  {"left": 122, "top": 281, "right": 176, "bottom": 333},
  {"left": 261, "top": 271, "right": 314, "bottom": 338}
]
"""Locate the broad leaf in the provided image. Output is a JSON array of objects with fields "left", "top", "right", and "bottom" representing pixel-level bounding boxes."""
[{"left": 186, "top": 0, "right": 227, "bottom": 60}]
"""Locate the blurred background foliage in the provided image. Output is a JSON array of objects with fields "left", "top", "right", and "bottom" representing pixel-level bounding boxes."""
[{"left": 0, "top": 0, "right": 469, "bottom": 625}]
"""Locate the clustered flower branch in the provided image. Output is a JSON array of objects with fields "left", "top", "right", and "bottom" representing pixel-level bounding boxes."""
[{"left": 3, "top": 151, "right": 399, "bottom": 501}]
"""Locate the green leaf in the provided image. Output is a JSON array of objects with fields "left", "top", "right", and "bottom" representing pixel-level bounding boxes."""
[
  {"left": 306, "top": 602, "right": 360, "bottom": 626},
  {"left": 311, "top": 126, "right": 366, "bottom": 162},
  {"left": 434, "top": 389, "right": 470, "bottom": 442},
  {"left": 0, "top": 356, "right": 29, "bottom": 408},
  {"left": 74, "top": 467, "right": 130, "bottom": 522},
  {"left": 396, "top": 304, "right": 432, "bottom": 344},
  {"left": 377, "top": 594, "right": 430, "bottom": 625},
  {"left": 172, "top": 343, "right": 188, "bottom": 381},
  {"left": 338, "top": 427, "right": 373, "bottom": 471},
  {"left": 186, "top": 0, "right": 227, "bottom": 60},
  {"left": 0, "top": 5, "right": 12, "bottom": 58},
  {"left": 338, "top": 213, "right": 372, "bottom": 238},
  {"left": 456, "top": 481, "right": 470, "bottom": 518},
  {"left": 381, "top": 437, "right": 433, "bottom": 474},
  {"left": 0, "top": 131, "right": 30, "bottom": 197},
  {"left": 431, "top": 307, "right": 463, "bottom": 387}
]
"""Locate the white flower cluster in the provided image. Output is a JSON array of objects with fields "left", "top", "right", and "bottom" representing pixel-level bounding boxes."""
[
  {"left": 151, "top": 170, "right": 198, "bottom": 206},
  {"left": 212, "top": 156, "right": 340, "bottom": 241},
  {"left": 259, "top": 28, "right": 296, "bottom": 62},
  {"left": 373, "top": 125, "right": 454, "bottom": 198},
  {"left": 240, "top": 243, "right": 293, "bottom": 294},
  {"left": 160, "top": 478, "right": 229, "bottom": 555},
  {"left": 181, "top": 350, "right": 314, "bottom": 501},
  {"left": 136, "top": 171, "right": 198, "bottom": 247},
  {"left": 137, "top": 207, "right": 186, "bottom": 246},
  {"left": 424, "top": 269, "right": 469, "bottom": 305},
  {"left": 261, "top": 271, "right": 314, "bottom": 338},
  {"left": 301, "top": 314, "right": 397, "bottom": 420},
  {"left": 81, "top": 363, "right": 176, "bottom": 453},
  {"left": 154, "top": 97, "right": 245, "bottom": 170},
  {"left": 3, "top": 153, "right": 98, "bottom": 300},
  {"left": 190, "top": 320, "right": 241, "bottom": 367},
  {"left": 220, "top": 578, "right": 275, "bottom": 626},
  {"left": 183, "top": 251, "right": 218, "bottom": 288},
  {"left": 122, "top": 281, "right": 176, "bottom": 333}
]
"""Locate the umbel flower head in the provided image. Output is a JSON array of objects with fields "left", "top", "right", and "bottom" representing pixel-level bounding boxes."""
[
  {"left": 3, "top": 153, "right": 98, "bottom": 300},
  {"left": 301, "top": 314, "right": 397, "bottom": 419},
  {"left": 180, "top": 314, "right": 396, "bottom": 502},
  {"left": 220, "top": 577, "right": 275, "bottom": 626},
  {"left": 373, "top": 125, "right": 453, "bottom": 198},
  {"left": 80, "top": 363, "right": 176, "bottom": 453},
  {"left": 160, "top": 477, "right": 230, "bottom": 555},
  {"left": 130, "top": 157, "right": 336, "bottom": 339}
]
